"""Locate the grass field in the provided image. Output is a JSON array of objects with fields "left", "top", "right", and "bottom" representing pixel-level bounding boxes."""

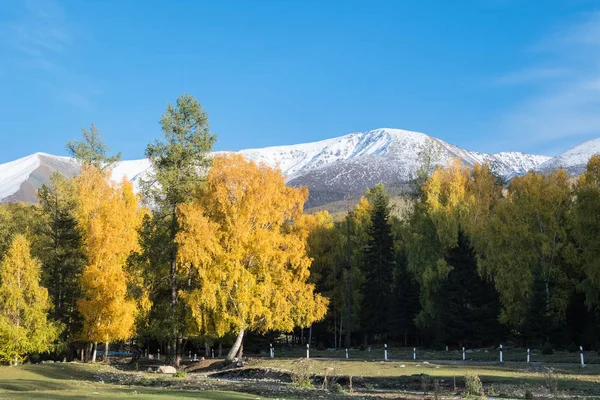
[
  {"left": 1, "top": 350, "right": 599, "bottom": 399},
  {"left": 0, "top": 363, "right": 261, "bottom": 399}
]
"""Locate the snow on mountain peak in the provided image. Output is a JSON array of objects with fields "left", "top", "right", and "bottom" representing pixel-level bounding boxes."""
[
  {"left": 0, "top": 128, "right": 557, "bottom": 205},
  {"left": 536, "top": 138, "right": 600, "bottom": 175}
]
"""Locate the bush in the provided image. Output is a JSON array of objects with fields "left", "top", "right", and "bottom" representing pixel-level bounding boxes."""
[
  {"left": 172, "top": 371, "right": 186, "bottom": 378},
  {"left": 330, "top": 382, "right": 343, "bottom": 393},
  {"left": 464, "top": 372, "right": 484, "bottom": 398},
  {"left": 525, "top": 389, "right": 534, "bottom": 399},
  {"left": 542, "top": 343, "right": 554, "bottom": 355},
  {"left": 291, "top": 364, "right": 314, "bottom": 389}
]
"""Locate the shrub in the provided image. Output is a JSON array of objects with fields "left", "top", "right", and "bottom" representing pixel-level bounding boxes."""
[
  {"left": 464, "top": 372, "right": 484, "bottom": 398},
  {"left": 291, "top": 365, "right": 314, "bottom": 389},
  {"left": 542, "top": 343, "right": 554, "bottom": 355},
  {"left": 525, "top": 389, "right": 534, "bottom": 399},
  {"left": 330, "top": 382, "right": 344, "bottom": 393},
  {"left": 172, "top": 371, "right": 186, "bottom": 378}
]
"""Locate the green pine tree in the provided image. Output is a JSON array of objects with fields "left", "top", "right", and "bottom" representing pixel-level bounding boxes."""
[
  {"left": 361, "top": 184, "right": 395, "bottom": 341},
  {"left": 66, "top": 124, "right": 121, "bottom": 169},
  {"left": 37, "top": 172, "right": 86, "bottom": 347},
  {"left": 138, "top": 93, "right": 217, "bottom": 367},
  {"left": 439, "top": 230, "right": 503, "bottom": 347}
]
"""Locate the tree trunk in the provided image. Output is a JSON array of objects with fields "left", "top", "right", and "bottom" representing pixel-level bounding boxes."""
[
  {"left": 308, "top": 325, "right": 313, "bottom": 347},
  {"left": 218, "top": 342, "right": 222, "bottom": 357},
  {"left": 91, "top": 342, "right": 97, "bottom": 363},
  {"left": 104, "top": 341, "right": 109, "bottom": 363},
  {"left": 80, "top": 347, "right": 84, "bottom": 362},
  {"left": 175, "top": 337, "right": 182, "bottom": 367},
  {"left": 168, "top": 207, "right": 179, "bottom": 366},
  {"left": 236, "top": 341, "right": 244, "bottom": 359},
  {"left": 226, "top": 329, "right": 245, "bottom": 361},
  {"left": 205, "top": 340, "right": 210, "bottom": 357}
]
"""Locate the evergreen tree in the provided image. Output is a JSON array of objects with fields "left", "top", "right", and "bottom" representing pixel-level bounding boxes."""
[
  {"left": 390, "top": 248, "right": 420, "bottom": 346},
  {"left": 0, "top": 235, "right": 60, "bottom": 364},
  {"left": 304, "top": 211, "right": 344, "bottom": 348},
  {"left": 66, "top": 123, "right": 121, "bottom": 169},
  {"left": 37, "top": 172, "right": 86, "bottom": 347},
  {"left": 361, "top": 184, "right": 395, "bottom": 341},
  {"left": 139, "top": 94, "right": 217, "bottom": 366},
  {"left": 439, "top": 231, "right": 502, "bottom": 347}
]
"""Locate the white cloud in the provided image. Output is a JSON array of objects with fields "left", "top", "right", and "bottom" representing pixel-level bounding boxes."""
[{"left": 494, "top": 67, "right": 571, "bottom": 85}]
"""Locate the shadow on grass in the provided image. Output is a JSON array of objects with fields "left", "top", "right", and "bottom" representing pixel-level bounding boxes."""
[
  {"left": 18, "top": 364, "right": 99, "bottom": 382},
  {"left": 0, "top": 387, "right": 260, "bottom": 400},
  {"left": 0, "top": 379, "right": 67, "bottom": 392}
]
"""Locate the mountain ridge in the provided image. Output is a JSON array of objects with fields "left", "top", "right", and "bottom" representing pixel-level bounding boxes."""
[{"left": 2, "top": 127, "right": 594, "bottom": 207}]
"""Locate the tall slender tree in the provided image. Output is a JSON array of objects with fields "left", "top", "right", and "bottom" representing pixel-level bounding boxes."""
[
  {"left": 37, "top": 172, "right": 86, "bottom": 347},
  {"left": 361, "top": 184, "right": 395, "bottom": 342},
  {"left": 140, "top": 94, "right": 217, "bottom": 366},
  {"left": 74, "top": 166, "right": 145, "bottom": 362}
]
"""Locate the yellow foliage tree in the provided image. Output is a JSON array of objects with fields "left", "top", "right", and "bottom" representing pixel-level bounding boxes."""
[
  {"left": 74, "top": 166, "right": 146, "bottom": 362},
  {"left": 177, "top": 154, "right": 328, "bottom": 360},
  {"left": 0, "top": 235, "right": 60, "bottom": 365}
]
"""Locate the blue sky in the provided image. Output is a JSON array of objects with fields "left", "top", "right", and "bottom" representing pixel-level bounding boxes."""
[{"left": 1, "top": 0, "right": 599, "bottom": 163}]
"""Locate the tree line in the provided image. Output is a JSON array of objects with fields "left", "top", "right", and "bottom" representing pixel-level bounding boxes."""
[
  {"left": 0, "top": 94, "right": 326, "bottom": 366},
  {"left": 305, "top": 155, "right": 600, "bottom": 352},
  {"left": 0, "top": 94, "right": 599, "bottom": 366}
]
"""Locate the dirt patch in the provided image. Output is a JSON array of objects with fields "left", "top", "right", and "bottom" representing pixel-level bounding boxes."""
[
  {"left": 184, "top": 359, "right": 226, "bottom": 373},
  {"left": 210, "top": 367, "right": 294, "bottom": 383}
]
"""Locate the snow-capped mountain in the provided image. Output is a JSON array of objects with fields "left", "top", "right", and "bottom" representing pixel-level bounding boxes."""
[
  {"left": 536, "top": 138, "right": 600, "bottom": 176},
  {"left": 0, "top": 128, "right": 552, "bottom": 206},
  {"left": 0, "top": 153, "right": 79, "bottom": 203}
]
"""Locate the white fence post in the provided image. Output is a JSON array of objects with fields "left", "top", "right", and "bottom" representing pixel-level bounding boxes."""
[
  {"left": 384, "top": 344, "right": 388, "bottom": 361},
  {"left": 306, "top": 343, "right": 310, "bottom": 359},
  {"left": 413, "top": 347, "right": 416, "bottom": 360},
  {"left": 499, "top": 344, "right": 503, "bottom": 363},
  {"left": 345, "top": 348, "right": 348, "bottom": 359},
  {"left": 580, "top": 346, "right": 585, "bottom": 366},
  {"left": 527, "top": 348, "right": 530, "bottom": 363},
  {"left": 462, "top": 347, "right": 465, "bottom": 361},
  {"left": 157, "top": 349, "right": 160, "bottom": 361}
]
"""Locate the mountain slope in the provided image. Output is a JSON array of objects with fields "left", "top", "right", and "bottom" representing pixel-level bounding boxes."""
[
  {"left": 0, "top": 153, "right": 79, "bottom": 203},
  {"left": 536, "top": 138, "right": 600, "bottom": 176},
  {"left": 0, "top": 128, "right": 552, "bottom": 206}
]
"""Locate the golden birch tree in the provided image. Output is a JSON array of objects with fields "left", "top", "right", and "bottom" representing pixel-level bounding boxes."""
[
  {"left": 176, "top": 154, "right": 328, "bottom": 360},
  {"left": 0, "top": 235, "right": 60, "bottom": 365},
  {"left": 74, "top": 166, "right": 145, "bottom": 362}
]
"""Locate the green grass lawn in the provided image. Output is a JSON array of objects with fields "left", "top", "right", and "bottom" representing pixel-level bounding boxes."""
[
  {"left": 0, "top": 363, "right": 261, "bottom": 399},
  {"left": 1, "top": 356, "right": 600, "bottom": 399}
]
